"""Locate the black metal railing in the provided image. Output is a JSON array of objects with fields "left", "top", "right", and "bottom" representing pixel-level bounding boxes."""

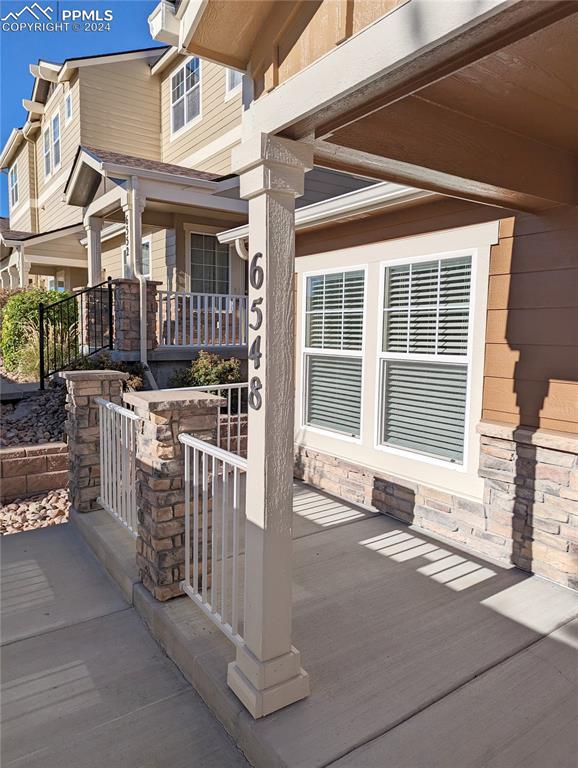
[{"left": 39, "top": 278, "right": 113, "bottom": 389}]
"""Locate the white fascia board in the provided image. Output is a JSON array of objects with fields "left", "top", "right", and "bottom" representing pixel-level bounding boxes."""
[
  {"left": 12, "top": 223, "right": 85, "bottom": 248},
  {"left": 22, "top": 99, "right": 44, "bottom": 115},
  {"left": 36, "top": 61, "right": 61, "bottom": 81},
  {"left": 243, "top": 0, "right": 508, "bottom": 138},
  {"left": 217, "top": 182, "right": 433, "bottom": 243},
  {"left": 150, "top": 46, "right": 180, "bottom": 76},
  {"left": 139, "top": 180, "right": 247, "bottom": 214},
  {"left": 0, "top": 128, "right": 24, "bottom": 169},
  {"left": 26, "top": 254, "right": 87, "bottom": 268},
  {"left": 101, "top": 163, "right": 218, "bottom": 191}
]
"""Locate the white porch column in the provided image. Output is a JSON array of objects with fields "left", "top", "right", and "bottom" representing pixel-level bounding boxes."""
[
  {"left": 86, "top": 217, "right": 103, "bottom": 286},
  {"left": 8, "top": 265, "right": 20, "bottom": 289},
  {"left": 227, "top": 134, "right": 313, "bottom": 718},
  {"left": 18, "top": 247, "right": 29, "bottom": 288},
  {"left": 122, "top": 185, "right": 146, "bottom": 278}
]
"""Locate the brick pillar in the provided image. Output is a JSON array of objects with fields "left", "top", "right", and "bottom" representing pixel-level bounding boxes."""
[
  {"left": 113, "top": 278, "right": 160, "bottom": 352},
  {"left": 60, "top": 370, "right": 129, "bottom": 512},
  {"left": 124, "top": 389, "right": 225, "bottom": 601}
]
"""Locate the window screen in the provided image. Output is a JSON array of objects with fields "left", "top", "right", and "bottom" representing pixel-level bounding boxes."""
[{"left": 190, "top": 234, "right": 229, "bottom": 294}]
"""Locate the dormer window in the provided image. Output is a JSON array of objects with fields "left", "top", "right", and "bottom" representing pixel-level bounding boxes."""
[
  {"left": 171, "top": 57, "right": 201, "bottom": 135},
  {"left": 9, "top": 164, "right": 18, "bottom": 209}
]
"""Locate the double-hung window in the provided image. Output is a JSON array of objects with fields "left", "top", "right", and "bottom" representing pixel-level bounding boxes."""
[
  {"left": 43, "top": 127, "right": 51, "bottom": 178},
  {"left": 190, "top": 233, "right": 229, "bottom": 294},
  {"left": 8, "top": 164, "right": 18, "bottom": 209},
  {"left": 303, "top": 269, "right": 365, "bottom": 438},
  {"left": 171, "top": 57, "right": 201, "bottom": 134},
  {"left": 379, "top": 254, "right": 473, "bottom": 463},
  {"left": 51, "top": 113, "right": 61, "bottom": 169}
]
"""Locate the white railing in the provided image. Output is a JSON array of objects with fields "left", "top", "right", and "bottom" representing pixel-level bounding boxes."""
[
  {"left": 179, "top": 433, "right": 248, "bottom": 646},
  {"left": 176, "top": 383, "right": 248, "bottom": 457},
  {"left": 157, "top": 292, "right": 248, "bottom": 347},
  {"left": 96, "top": 397, "right": 141, "bottom": 536}
]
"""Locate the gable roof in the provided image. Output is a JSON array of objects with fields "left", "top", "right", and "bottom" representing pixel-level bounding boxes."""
[{"left": 65, "top": 145, "right": 226, "bottom": 207}]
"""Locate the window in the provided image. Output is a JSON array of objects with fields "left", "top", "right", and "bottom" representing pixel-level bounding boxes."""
[
  {"left": 226, "top": 68, "right": 243, "bottom": 94},
  {"left": 303, "top": 269, "right": 365, "bottom": 438},
  {"left": 141, "top": 238, "right": 151, "bottom": 278},
  {"left": 52, "top": 113, "right": 61, "bottom": 169},
  {"left": 65, "top": 93, "right": 73, "bottom": 123},
  {"left": 379, "top": 255, "right": 472, "bottom": 463},
  {"left": 8, "top": 164, "right": 18, "bottom": 209},
  {"left": 171, "top": 57, "right": 201, "bottom": 134},
  {"left": 43, "top": 127, "right": 51, "bottom": 177},
  {"left": 190, "top": 233, "right": 229, "bottom": 294}
]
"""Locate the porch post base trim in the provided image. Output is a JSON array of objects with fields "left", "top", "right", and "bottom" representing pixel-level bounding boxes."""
[{"left": 227, "top": 662, "right": 309, "bottom": 720}]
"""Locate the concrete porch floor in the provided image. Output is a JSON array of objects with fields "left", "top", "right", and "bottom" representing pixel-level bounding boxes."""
[{"left": 2, "top": 482, "right": 578, "bottom": 767}]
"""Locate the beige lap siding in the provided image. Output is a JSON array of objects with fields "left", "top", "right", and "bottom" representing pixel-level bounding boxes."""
[{"left": 160, "top": 58, "right": 242, "bottom": 170}]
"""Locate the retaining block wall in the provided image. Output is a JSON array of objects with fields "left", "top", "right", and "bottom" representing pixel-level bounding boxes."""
[{"left": 0, "top": 443, "right": 68, "bottom": 503}]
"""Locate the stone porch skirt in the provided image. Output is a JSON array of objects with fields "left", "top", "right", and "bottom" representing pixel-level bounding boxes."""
[{"left": 294, "top": 421, "right": 578, "bottom": 590}]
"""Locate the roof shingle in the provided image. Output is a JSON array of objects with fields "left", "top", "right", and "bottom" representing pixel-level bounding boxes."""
[{"left": 82, "top": 147, "right": 223, "bottom": 182}]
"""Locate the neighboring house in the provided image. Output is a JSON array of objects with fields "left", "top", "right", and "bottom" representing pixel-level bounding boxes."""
[
  {"left": 0, "top": 43, "right": 373, "bottom": 383},
  {"left": 150, "top": 0, "right": 578, "bottom": 716}
]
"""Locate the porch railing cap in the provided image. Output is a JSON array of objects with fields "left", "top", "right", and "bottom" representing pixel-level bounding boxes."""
[
  {"left": 59, "top": 370, "right": 130, "bottom": 382},
  {"left": 123, "top": 389, "right": 226, "bottom": 413}
]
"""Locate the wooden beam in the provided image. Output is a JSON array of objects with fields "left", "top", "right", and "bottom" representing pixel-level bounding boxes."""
[{"left": 323, "top": 96, "right": 578, "bottom": 210}]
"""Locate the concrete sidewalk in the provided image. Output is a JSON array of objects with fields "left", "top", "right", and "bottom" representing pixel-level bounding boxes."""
[
  {"left": 3, "top": 485, "right": 578, "bottom": 768},
  {"left": 0, "top": 524, "right": 249, "bottom": 767}
]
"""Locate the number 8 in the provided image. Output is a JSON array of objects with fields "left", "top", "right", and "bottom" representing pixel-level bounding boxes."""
[{"left": 249, "top": 376, "right": 262, "bottom": 410}]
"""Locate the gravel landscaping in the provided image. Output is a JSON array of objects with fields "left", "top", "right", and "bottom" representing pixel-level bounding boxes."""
[
  {"left": 0, "top": 488, "right": 69, "bottom": 534},
  {"left": 0, "top": 384, "right": 67, "bottom": 448}
]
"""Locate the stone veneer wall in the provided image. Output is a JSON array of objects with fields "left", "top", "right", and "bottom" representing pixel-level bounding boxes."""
[
  {"left": 295, "top": 421, "right": 578, "bottom": 590},
  {"left": 0, "top": 443, "right": 68, "bottom": 503},
  {"left": 123, "top": 389, "right": 224, "bottom": 601},
  {"left": 113, "top": 279, "right": 159, "bottom": 353}
]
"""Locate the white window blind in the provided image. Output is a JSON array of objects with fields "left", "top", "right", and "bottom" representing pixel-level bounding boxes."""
[
  {"left": 304, "top": 270, "right": 365, "bottom": 438},
  {"left": 52, "top": 113, "right": 61, "bottom": 168},
  {"left": 43, "top": 128, "right": 51, "bottom": 177},
  {"left": 190, "top": 233, "right": 229, "bottom": 294},
  {"left": 171, "top": 58, "right": 200, "bottom": 133},
  {"left": 380, "top": 255, "right": 472, "bottom": 462},
  {"left": 9, "top": 165, "right": 18, "bottom": 208}
]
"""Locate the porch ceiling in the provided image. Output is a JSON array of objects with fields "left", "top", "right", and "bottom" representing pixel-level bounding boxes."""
[{"left": 303, "top": 11, "right": 578, "bottom": 211}]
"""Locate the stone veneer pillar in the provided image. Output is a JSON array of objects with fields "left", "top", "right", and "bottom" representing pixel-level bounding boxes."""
[
  {"left": 113, "top": 278, "right": 160, "bottom": 353},
  {"left": 123, "top": 389, "right": 224, "bottom": 601},
  {"left": 60, "top": 370, "right": 129, "bottom": 512},
  {"left": 478, "top": 421, "right": 578, "bottom": 589}
]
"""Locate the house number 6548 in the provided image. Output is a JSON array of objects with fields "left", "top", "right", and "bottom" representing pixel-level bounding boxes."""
[{"left": 249, "top": 252, "right": 264, "bottom": 410}]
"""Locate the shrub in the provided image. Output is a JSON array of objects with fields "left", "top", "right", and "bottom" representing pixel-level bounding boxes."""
[
  {"left": 1, "top": 288, "right": 75, "bottom": 371},
  {"left": 15, "top": 322, "right": 75, "bottom": 377},
  {"left": 68, "top": 352, "right": 145, "bottom": 391},
  {"left": 168, "top": 351, "right": 242, "bottom": 388}
]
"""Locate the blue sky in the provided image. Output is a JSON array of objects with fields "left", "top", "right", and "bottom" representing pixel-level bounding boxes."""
[{"left": 0, "top": 0, "right": 164, "bottom": 217}]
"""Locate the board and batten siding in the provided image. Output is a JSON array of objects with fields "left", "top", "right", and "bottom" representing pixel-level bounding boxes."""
[
  {"left": 160, "top": 57, "right": 242, "bottom": 171},
  {"left": 483, "top": 209, "right": 578, "bottom": 433},
  {"left": 79, "top": 60, "right": 161, "bottom": 161},
  {"left": 35, "top": 77, "right": 82, "bottom": 232}
]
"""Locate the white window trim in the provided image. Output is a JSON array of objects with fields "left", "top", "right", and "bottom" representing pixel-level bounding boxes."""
[
  {"left": 300, "top": 265, "right": 368, "bottom": 445},
  {"left": 65, "top": 92, "right": 73, "bottom": 124},
  {"left": 121, "top": 235, "right": 152, "bottom": 279},
  {"left": 51, "top": 112, "right": 61, "bottom": 172},
  {"left": 224, "top": 68, "right": 243, "bottom": 101},
  {"left": 374, "top": 247, "right": 478, "bottom": 471},
  {"left": 42, "top": 126, "right": 52, "bottom": 179},
  {"left": 184, "top": 225, "right": 231, "bottom": 294},
  {"left": 169, "top": 56, "right": 202, "bottom": 141},
  {"left": 8, "top": 164, "right": 19, "bottom": 210}
]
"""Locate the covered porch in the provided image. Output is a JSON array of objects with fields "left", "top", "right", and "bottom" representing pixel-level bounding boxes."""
[{"left": 17, "top": 477, "right": 575, "bottom": 767}]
